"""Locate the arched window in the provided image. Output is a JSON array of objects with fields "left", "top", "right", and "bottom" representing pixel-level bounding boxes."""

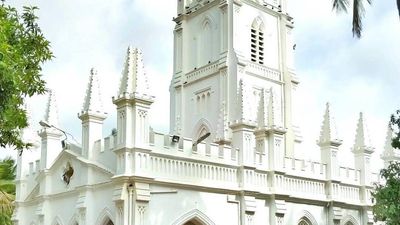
[
  {"left": 342, "top": 215, "right": 359, "bottom": 225},
  {"left": 200, "top": 19, "right": 213, "bottom": 65},
  {"left": 298, "top": 218, "right": 312, "bottom": 225},
  {"left": 184, "top": 219, "right": 205, "bottom": 225},
  {"left": 250, "top": 18, "right": 265, "bottom": 65},
  {"left": 104, "top": 220, "right": 114, "bottom": 225}
]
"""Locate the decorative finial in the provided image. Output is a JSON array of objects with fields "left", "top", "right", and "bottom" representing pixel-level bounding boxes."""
[
  {"left": 318, "top": 102, "right": 342, "bottom": 146},
  {"left": 44, "top": 90, "right": 60, "bottom": 128},
  {"left": 353, "top": 112, "right": 374, "bottom": 153},
  {"left": 118, "top": 46, "right": 150, "bottom": 97},
  {"left": 381, "top": 122, "right": 400, "bottom": 163},
  {"left": 22, "top": 101, "right": 40, "bottom": 147},
  {"left": 81, "top": 68, "right": 105, "bottom": 115}
]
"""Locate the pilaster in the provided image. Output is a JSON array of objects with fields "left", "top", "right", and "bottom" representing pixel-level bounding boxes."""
[
  {"left": 133, "top": 182, "right": 150, "bottom": 225},
  {"left": 269, "top": 199, "right": 286, "bottom": 225},
  {"left": 242, "top": 196, "right": 256, "bottom": 225}
]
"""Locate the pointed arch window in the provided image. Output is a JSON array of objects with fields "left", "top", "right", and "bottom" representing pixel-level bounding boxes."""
[
  {"left": 184, "top": 220, "right": 205, "bottom": 225},
  {"left": 298, "top": 218, "right": 312, "bottom": 225},
  {"left": 250, "top": 18, "right": 265, "bottom": 65},
  {"left": 200, "top": 19, "right": 213, "bottom": 65}
]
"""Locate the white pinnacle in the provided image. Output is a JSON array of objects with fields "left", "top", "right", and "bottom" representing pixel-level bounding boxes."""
[
  {"left": 44, "top": 90, "right": 60, "bottom": 128},
  {"left": 353, "top": 112, "right": 374, "bottom": 153},
  {"left": 257, "top": 89, "right": 267, "bottom": 128},
  {"left": 382, "top": 123, "right": 398, "bottom": 156},
  {"left": 268, "top": 87, "right": 276, "bottom": 127},
  {"left": 237, "top": 79, "right": 244, "bottom": 121},
  {"left": 384, "top": 123, "right": 394, "bottom": 152},
  {"left": 22, "top": 101, "right": 39, "bottom": 146},
  {"left": 118, "top": 46, "right": 150, "bottom": 97},
  {"left": 82, "top": 68, "right": 104, "bottom": 114},
  {"left": 318, "top": 103, "right": 341, "bottom": 146}
]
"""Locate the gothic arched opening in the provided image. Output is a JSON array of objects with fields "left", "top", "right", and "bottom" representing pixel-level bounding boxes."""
[
  {"left": 184, "top": 219, "right": 205, "bottom": 225},
  {"left": 298, "top": 217, "right": 312, "bottom": 225},
  {"left": 103, "top": 219, "right": 114, "bottom": 225}
]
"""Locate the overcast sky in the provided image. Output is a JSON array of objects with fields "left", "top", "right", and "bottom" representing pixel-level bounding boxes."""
[{"left": 3, "top": 0, "right": 400, "bottom": 170}]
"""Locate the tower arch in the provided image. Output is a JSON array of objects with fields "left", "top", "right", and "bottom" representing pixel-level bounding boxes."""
[{"left": 250, "top": 17, "right": 265, "bottom": 65}]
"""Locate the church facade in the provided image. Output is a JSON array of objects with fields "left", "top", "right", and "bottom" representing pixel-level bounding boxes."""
[{"left": 13, "top": 0, "right": 399, "bottom": 225}]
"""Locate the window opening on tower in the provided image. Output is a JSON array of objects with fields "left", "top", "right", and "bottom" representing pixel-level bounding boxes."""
[{"left": 251, "top": 19, "right": 265, "bottom": 65}]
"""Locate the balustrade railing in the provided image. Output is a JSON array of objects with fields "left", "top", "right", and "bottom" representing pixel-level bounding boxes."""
[{"left": 274, "top": 174, "right": 326, "bottom": 199}]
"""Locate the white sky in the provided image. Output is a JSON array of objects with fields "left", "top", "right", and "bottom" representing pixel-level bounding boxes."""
[{"left": 3, "top": 0, "right": 400, "bottom": 172}]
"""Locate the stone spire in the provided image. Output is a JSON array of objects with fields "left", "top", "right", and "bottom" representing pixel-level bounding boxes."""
[
  {"left": 44, "top": 90, "right": 60, "bottom": 129},
  {"left": 353, "top": 112, "right": 374, "bottom": 153},
  {"left": 39, "top": 90, "right": 63, "bottom": 170},
  {"left": 383, "top": 123, "right": 395, "bottom": 154},
  {"left": 21, "top": 102, "right": 40, "bottom": 147},
  {"left": 79, "top": 68, "right": 107, "bottom": 159},
  {"left": 112, "top": 46, "right": 154, "bottom": 156},
  {"left": 118, "top": 46, "right": 150, "bottom": 97},
  {"left": 318, "top": 103, "right": 342, "bottom": 146},
  {"left": 81, "top": 68, "right": 105, "bottom": 115},
  {"left": 381, "top": 123, "right": 400, "bottom": 166}
]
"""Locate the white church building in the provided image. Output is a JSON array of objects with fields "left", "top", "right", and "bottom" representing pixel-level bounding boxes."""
[{"left": 13, "top": 0, "right": 400, "bottom": 225}]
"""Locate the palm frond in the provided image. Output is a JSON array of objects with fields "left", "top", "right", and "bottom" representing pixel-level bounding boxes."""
[
  {"left": 352, "top": 0, "right": 372, "bottom": 38},
  {"left": 0, "top": 157, "right": 16, "bottom": 181},
  {"left": 0, "top": 190, "right": 14, "bottom": 215},
  {"left": 333, "top": 0, "right": 350, "bottom": 12},
  {"left": 397, "top": 0, "right": 400, "bottom": 17}
]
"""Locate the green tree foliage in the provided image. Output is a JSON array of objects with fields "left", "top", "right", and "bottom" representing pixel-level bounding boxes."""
[
  {"left": 373, "top": 162, "right": 400, "bottom": 224},
  {"left": 372, "top": 112, "right": 400, "bottom": 224},
  {"left": 0, "top": 2, "right": 53, "bottom": 150},
  {"left": 332, "top": 0, "right": 372, "bottom": 38},
  {"left": 390, "top": 110, "right": 400, "bottom": 149},
  {"left": 0, "top": 157, "right": 16, "bottom": 225}
]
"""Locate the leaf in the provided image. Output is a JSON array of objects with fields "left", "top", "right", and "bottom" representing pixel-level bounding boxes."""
[{"left": 0, "top": 3, "right": 53, "bottom": 150}]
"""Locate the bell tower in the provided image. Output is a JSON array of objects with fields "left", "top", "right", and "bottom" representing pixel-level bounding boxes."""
[{"left": 170, "top": 0, "right": 300, "bottom": 158}]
